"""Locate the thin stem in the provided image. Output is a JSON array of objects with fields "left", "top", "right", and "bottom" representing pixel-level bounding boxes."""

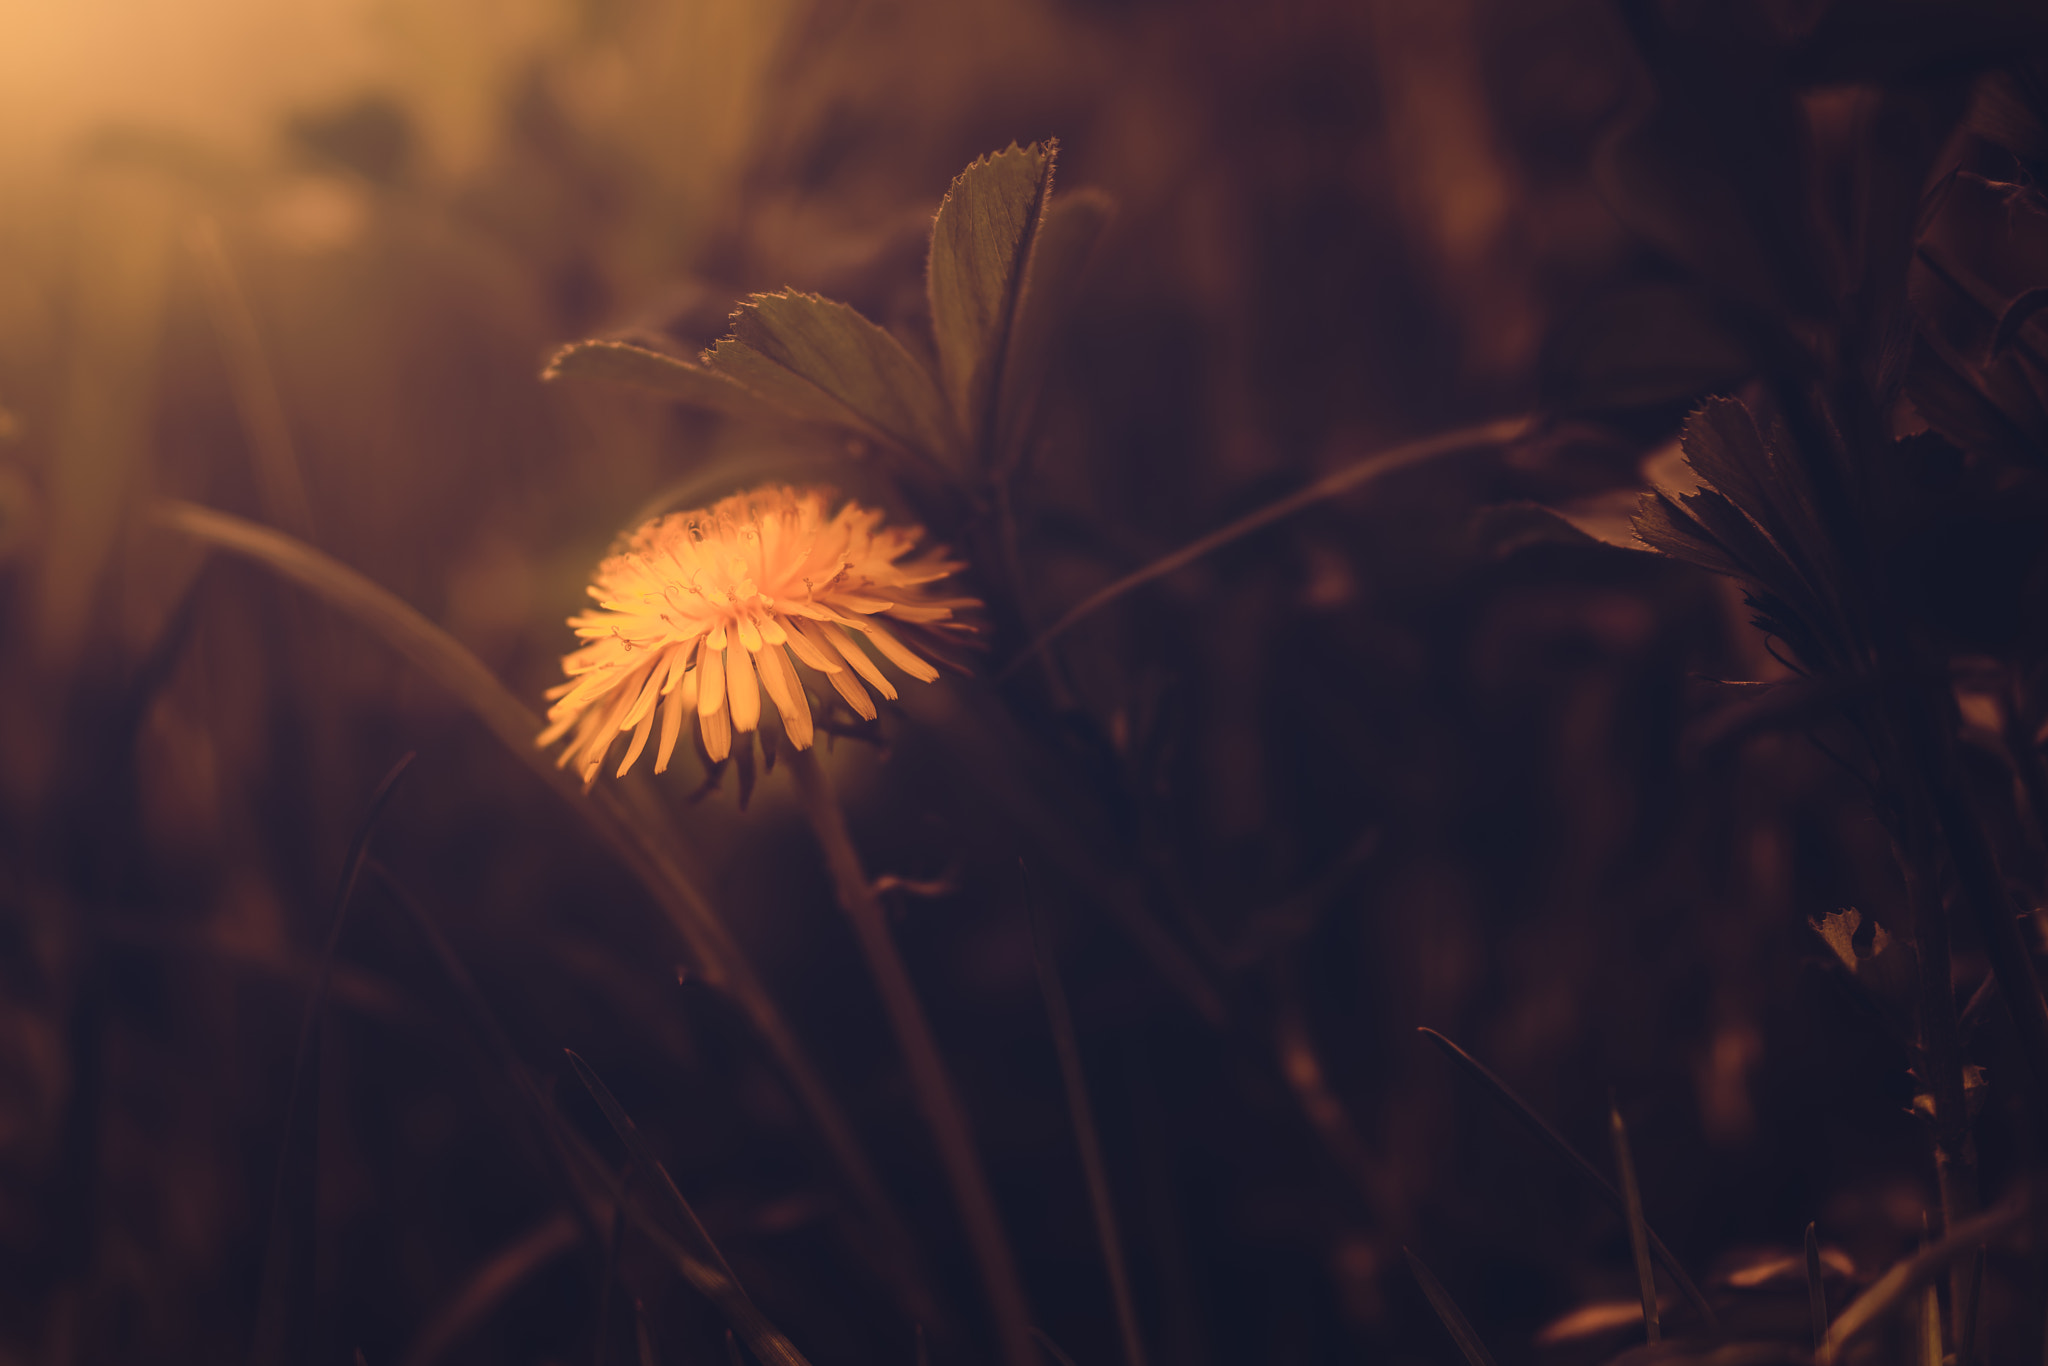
[
  {"left": 787, "top": 747, "right": 1036, "bottom": 1366},
  {"left": 1028, "top": 878, "right": 1149, "bottom": 1366},
  {"left": 1608, "top": 1099, "right": 1660, "bottom": 1345},
  {"left": 1899, "top": 824, "right": 1978, "bottom": 1355},
  {"left": 1003, "top": 413, "right": 1534, "bottom": 675}
]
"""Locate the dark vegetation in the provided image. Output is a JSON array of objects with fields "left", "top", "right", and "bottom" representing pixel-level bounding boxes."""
[{"left": 5, "top": 1, "right": 2048, "bottom": 1363}]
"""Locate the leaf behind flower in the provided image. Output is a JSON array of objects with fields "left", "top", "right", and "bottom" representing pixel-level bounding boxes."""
[
  {"left": 991, "top": 186, "right": 1111, "bottom": 475},
  {"left": 542, "top": 339, "right": 783, "bottom": 422},
  {"left": 705, "top": 290, "right": 957, "bottom": 462},
  {"left": 928, "top": 141, "right": 1057, "bottom": 457}
]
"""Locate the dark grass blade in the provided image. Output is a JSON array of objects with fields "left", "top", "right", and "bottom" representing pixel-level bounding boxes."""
[
  {"left": 635, "top": 1301, "right": 658, "bottom": 1366},
  {"left": 564, "top": 1051, "right": 811, "bottom": 1366},
  {"left": 1959, "top": 1244, "right": 1985, "bottom": 1366},
  {"left": 370, "top": 865, "right": 608, "bottom": 1253},
  {"left": 726, "top": 1329, "right": 744, "bottom": 1366},
  {"left": 1610, "top": 1099, "right": 1660, "bottom": 1344},
  {"left": 252, "top": 752, "right": 415, "bottom": 1366},
  {"left": 1031, "top": 1328, "right": 1082, "bottom": 1366},
  {"left": 591, "top": 1192, "right": 627, "bottom": 1366},
  {"left": 1821, "top": 1204, "right": 2023, "bottom": 1364},
  {"left": 1418, "top": 1028, "right": 1719, "bottom": 1330},
  {"left": 397, "top": 1213, "right": 580, "bottom": 1366},
  {"left": 1805, "top": 1222, "right": 1827, "bottom": 1352},
  {"left": 1027, "top": 871, "right": 1149, "bottom": 1366},
  {"left": 1403, "top": 1248, "right": 1500, "bottom": 1366},
  {"left": 373, "top": 866, "right": 805, "bottom": 1366}
]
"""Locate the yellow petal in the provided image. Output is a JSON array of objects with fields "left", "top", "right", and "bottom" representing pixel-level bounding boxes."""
[
  {"left": 856, "top": 621, "right": 940, "bottom": 682},
  {"left": 700, "top": 700, "right": 732, "bottom": 762},
  {"left": 785, "top": 617, "right": 843, "bottom": 672},
  {"left": 618, "top": 664, "right": 665, "bottom": 731},
  {"left": 726, "top": 641, "right": 761, "bottom": 732},
  {"left": 654, "top": 681, "right": 690, "bottom": 774},
  {"left": 755, "top": 644, "right": 814, "bottom": 749},
  {"left": 696, "top": 637, "right": 726, "bottom": 719},
  {"left": 824, "top": 664, "right": 877, "bottom": 721},
  {"left": 821, "top": 621, "right": 896, "bottom": 700},
  {"left": 616, "top": 702, "right": 657, "bottom": 776}
]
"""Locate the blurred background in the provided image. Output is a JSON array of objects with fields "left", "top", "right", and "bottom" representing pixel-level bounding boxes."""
[{"left": 0, "top": 0, "right": 2015, "bottom": 1363}]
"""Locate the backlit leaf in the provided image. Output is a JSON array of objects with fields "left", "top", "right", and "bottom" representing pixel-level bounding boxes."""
[
  {"left": 542, "top": 340, "right": 778, "bottom": 422},
  {"left": 928, "top": 141, "right": 1056, "bottom": 453},
  {"left": 705, "top": 291, "right": 955, "bottom": 461},
  {"left": 991, "top": 187, "right": 1110, "bottom": 473},
  {"left": 1811, "top": 908, "right": 1866, "bottom": 974}
]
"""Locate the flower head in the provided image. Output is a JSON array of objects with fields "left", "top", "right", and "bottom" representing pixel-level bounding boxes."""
[{"left": 539, "top": 484, "right": 979, "bottom": 784}]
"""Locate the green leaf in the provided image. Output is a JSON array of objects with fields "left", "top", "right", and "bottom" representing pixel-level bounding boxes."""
[
  {"left": 541, "top": 339, "right": 780, "bottom": 422},
  {"left": 991, "top": 187, "right": 1111, "bottom": 474},
  {"left": 704, "top": 290, "right": 955, "bottom": 461},
  {"left": 1810, "top": 908, "right": 1892, "bottom": 975},
  {"left": 1633, "top": 493, "right": 1748, "bottom": 580},
  {"left": 927, "top": 141, "right": 1057, "bottom": 453}
]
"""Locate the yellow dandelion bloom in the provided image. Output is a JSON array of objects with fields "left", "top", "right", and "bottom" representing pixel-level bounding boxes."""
[{"left": 538, "top": 484, "right": 979, "bottom": 784}]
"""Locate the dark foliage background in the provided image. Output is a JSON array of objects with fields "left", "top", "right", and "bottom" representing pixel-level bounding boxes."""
[{"left": 4, "top": 1, "right": 2048, "bottom": 1363}]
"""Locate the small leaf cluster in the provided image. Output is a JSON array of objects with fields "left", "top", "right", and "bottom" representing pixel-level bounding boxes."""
[{"left": 544, "top": 142, "right": 1108, "bottom": 487}]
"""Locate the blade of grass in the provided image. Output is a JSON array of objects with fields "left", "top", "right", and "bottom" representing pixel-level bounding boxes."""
[
  {"left": 1805, "top": 1222, "right": 1827, "bottom": 1353},
  {"left": 153, "top": 500, "right": 925, "bottom": 1320},
  {"left": 1920, "top": 1282, "right": 1943, "bottom": 1366},
  {"left": 564, "top": 1051, "right": 812, "bottom": 1366},
  {"left": 1003, "top": 414, "right": 1534, "bottom": 675},
  {"left": 635, "top": 1301, "right": 658, "bottom": 1366},
  {"left": 1273, "top": 957, "right": 1380, "bottom": 1207},
  {"left": 370, "top": 864, "right": 610, "bottom": 1242},
  {"left": 252, "top": 752, "right": 414, "bottom": 1366},
  {"left": 1418, "top": 1028, "right": 1719, "bottom": 1330},
  {"left": 1026, "top": 869, "right": 1149, "bottom": 1366},
  {"left": 1819, "top": 1203, "right": 2023, "bottom": 1364},
  {"left": 1958, "top": 1244, "right": 1984, "bottom": 1366},
  {"left": 188, "top": 217, "right": 316, "bottom": 542},
  {"left": 398, "top": 1212, "right": 581, "bottom": 1366},
  {"left": 1609, "top": 1098, "right": 1660, "bottom": 1344},
  {"left": 1403, "top": 1248, "right": 1499, "bottom": 1366},
  {"left": 373, "top": 864, "right": 816, "bottom": 1366},
  {"left": 1031, "top": 1328, "right": 1082, "bottom": 1366},
  {"left": 592, "top": 1188, "right": 627, "bottom": 1366},
  {"left": 789, "top": 746, "right": 1035, "bottom": 1366},
  {"left": 564, "top": 1051, "right": 740, "bottom": 1284}
]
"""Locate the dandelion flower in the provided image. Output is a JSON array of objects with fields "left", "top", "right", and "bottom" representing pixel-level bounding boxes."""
[{"left": 538, "top": 484, "right": 980, "bottom": 784}]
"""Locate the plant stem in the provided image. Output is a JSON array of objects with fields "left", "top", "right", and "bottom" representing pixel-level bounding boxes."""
[
  {"left": 787, "top": 747, "right": 1036, "bottom": 1366},
  {"left": 1898, "top": 822, "right": 1978, "bottom": 1358}
]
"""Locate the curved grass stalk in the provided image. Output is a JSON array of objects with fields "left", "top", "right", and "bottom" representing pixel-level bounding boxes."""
[
  {"left": 787, "top": 745, "right": 1036, "bottom": 1366},
  {"left": 1403, "top": 1248, "right": 1499, "bottom": 1366},
  {"left": 149, "top": 499, "right": 920, "bottom": 1317},
  {"left": 1004, "top": 414, "right": 1535, "bottom": 675},
  {"left": 1818, "top": 1204, "right": 2023, "bottom": 1365}
]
